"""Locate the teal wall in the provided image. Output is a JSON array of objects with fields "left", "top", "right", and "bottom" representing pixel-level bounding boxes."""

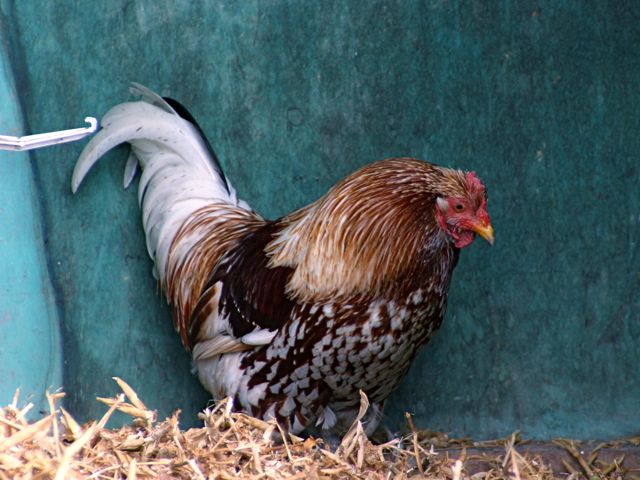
[
  {"left": 0, "top": 7, "right": 62, "bottom": 413},
  {"left": 1, "top": 1, "right": 638, "bottom": 439}
]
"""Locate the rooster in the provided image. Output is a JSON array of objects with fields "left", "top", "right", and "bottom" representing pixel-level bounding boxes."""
[{"left": 72, "top": 84, "right": 494, "bottom": 437}]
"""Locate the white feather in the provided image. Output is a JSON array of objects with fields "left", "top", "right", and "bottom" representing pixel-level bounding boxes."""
[
  {"left": 436, "top": 196, "right": 449, "bottom": 212},
  {"left": 316, "top": 405, "right": 337, "bottom": 430},
  {"left": 72, "top": 84, "right": 251, "bottom": 288},
  {"left": 192, "top": 335, "right": 248, "bottom": 361},
  {"left": 241, "top": 329, "right": 278, "bottom": 346},
  {"left": 123, "top": 151, "right": 138, "bottom": 188}
]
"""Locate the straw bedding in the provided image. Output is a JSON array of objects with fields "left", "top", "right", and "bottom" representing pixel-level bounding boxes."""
[{"left": 0, "top": 378, "right": 631, "bottom": 479}]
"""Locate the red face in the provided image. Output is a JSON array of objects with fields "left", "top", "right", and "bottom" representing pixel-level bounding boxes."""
[{"left": 435, "top": 195, "right": 494, "bottom": 249}]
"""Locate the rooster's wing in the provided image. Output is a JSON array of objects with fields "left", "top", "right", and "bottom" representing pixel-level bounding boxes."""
[{"left": 189, "top": 223, "right": 296, "bottom": 359}]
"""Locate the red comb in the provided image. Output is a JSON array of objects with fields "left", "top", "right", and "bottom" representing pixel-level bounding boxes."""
[{"left": 465, "top": 171, "right": 485, "bottom": 195}]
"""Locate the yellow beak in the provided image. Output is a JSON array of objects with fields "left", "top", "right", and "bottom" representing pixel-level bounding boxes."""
[{"left": 472, "top": 222, "right": 495, "bottom": 245}]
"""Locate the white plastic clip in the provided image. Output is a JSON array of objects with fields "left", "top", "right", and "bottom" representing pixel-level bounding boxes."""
[{"left": 0, "top": 117, "right": 98, "bottom": 151}]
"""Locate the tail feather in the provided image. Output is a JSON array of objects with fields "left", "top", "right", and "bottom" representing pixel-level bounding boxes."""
[
  {"left": 129, "top": 82, "right": 176, "bottom": 114},
  {"left": 123, "top": 151, "right": 139, "bottom": 188},
  {"left": 72, "top": 84, "right": 255, "bottom": 292},
  {"left": 130, "top": 82, "right": 232, "bottom": 196},
  {"left": 161, "top": 94, "right": 232, "bottom": 195},
  {"left": 73, "top": 98, "right": 235, "bottom": 203}
]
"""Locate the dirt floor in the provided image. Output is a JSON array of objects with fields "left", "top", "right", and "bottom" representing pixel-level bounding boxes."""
[{"left": 0, "top": 378, "right": 636, "bottom": 479}]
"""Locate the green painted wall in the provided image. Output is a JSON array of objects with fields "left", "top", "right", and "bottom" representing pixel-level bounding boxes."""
[{"left": 1, "top": 0, "right": 638, "bottom": 439}]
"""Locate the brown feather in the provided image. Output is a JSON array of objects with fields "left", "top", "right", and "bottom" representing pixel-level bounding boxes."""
[
  {"left": 164, "top": 203, "right": 264, "bottom": 348},
  {"left": 266, "top": 158, "right": 468, "bottom": 301}
]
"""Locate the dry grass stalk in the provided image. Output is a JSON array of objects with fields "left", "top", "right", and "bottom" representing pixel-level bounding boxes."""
[{"left": 553, "top": 438, "right": 630, "bottom": 479}]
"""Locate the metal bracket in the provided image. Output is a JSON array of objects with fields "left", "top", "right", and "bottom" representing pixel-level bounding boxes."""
[{"left": 0, "top": 117, "right": 98, "bottom": 151}]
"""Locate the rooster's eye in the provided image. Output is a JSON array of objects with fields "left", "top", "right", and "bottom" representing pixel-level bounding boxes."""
[{"left": 454, "top": 204, "right": 464, "bottom": 212}]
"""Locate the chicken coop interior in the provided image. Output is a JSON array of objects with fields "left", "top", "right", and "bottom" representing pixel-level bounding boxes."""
[{"left": 0, "top": 0, "right": 638, "bottom": 451}]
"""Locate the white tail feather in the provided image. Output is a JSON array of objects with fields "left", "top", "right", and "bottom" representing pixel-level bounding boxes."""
[
  {"left": 72, "top": 85, "right": 251, "bottom": 287},
  {"left": 123, "top": 151, "right": 139, "bottom": 188}
]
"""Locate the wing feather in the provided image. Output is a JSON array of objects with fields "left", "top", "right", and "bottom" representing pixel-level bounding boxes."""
[
  {"left": 189, "top": 222, "right": 295, "bottom": 353},
  {"left": 192, "top": 335, "right": 251, "bottom": 362}
]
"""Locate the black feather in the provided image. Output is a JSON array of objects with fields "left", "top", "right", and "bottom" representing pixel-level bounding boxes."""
[{"left": 162, "top": 96, "right": 232, "bottom": 195}]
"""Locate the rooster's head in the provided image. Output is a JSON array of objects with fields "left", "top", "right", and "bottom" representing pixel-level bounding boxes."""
[{"left": 435, "top": 171, "right": 494, "bottom": 248}]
